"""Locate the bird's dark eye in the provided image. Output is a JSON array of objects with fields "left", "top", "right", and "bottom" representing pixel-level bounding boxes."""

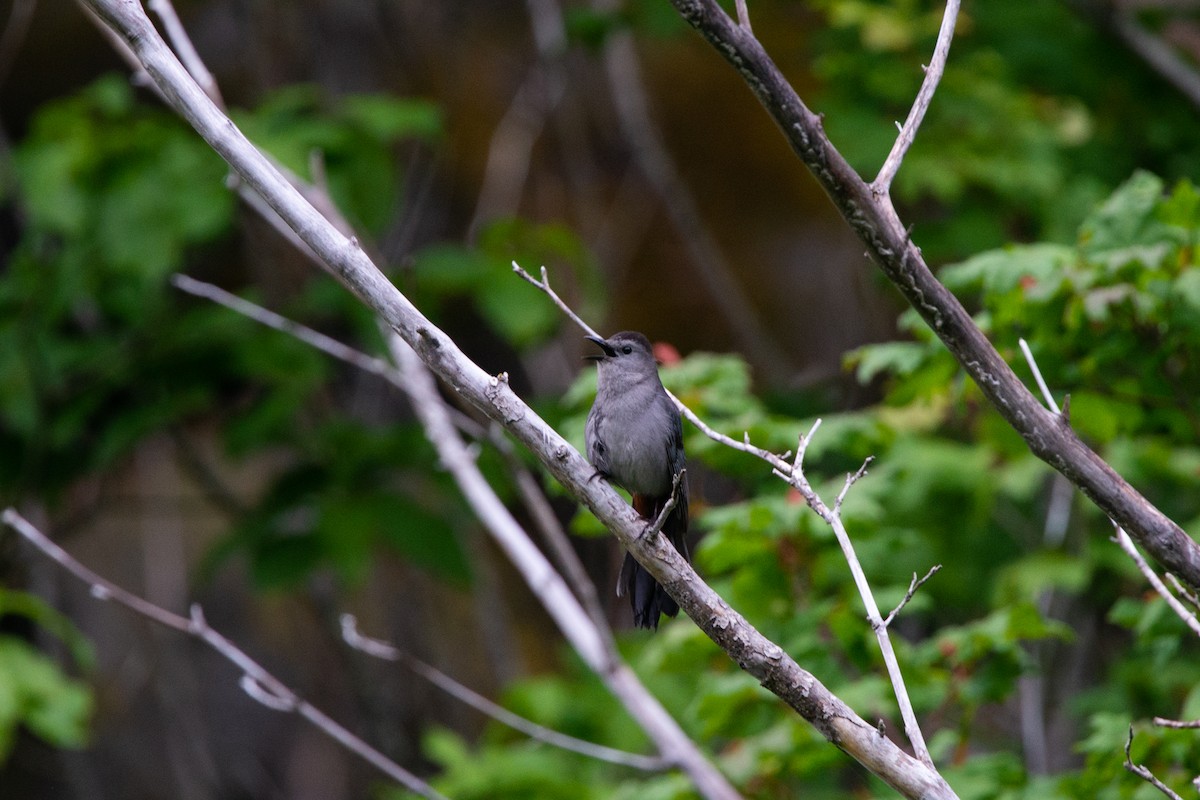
[{"left": 622, "top": 345, "right": 633, "bottom": 355}]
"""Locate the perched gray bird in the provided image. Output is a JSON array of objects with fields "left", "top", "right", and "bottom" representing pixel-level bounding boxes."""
[{"left": 584, "top": 331, "right": 688, "bottom": 630}]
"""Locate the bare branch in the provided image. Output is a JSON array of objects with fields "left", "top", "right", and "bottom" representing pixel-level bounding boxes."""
[
  {"left": 781, "top": 426, "right": 933, "bottom": 766},
  {"left": 1165, "top": 573, "right": 1200, "bottom": 612},
  {"left": 834, "top": 457, "right": 874, "bottom": 515},
  {"left": 882, "top": 566, "right": 943, "bottom": 628},
  {"left": 1, "top": 509, "right": 448, "bottom": 800},
  {"left": 340, "top": 615, "right": 669, "bottom": 771},
  {"left": 873, "top": 0, "right": 961, "bottom": 195},
  {"left": 172, "top": 274, "right": 394, "bottom": 377},
  {"left": 734, "top": 0, "right": 752, "bottom": 32},
  {"left": 1125, "top": 725, "right": 1186, "bottom": 800}
]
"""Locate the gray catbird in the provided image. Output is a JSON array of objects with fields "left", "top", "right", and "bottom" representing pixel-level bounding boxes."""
[{"left": 584, "top": 331, "right": 688, "bottom": 630}]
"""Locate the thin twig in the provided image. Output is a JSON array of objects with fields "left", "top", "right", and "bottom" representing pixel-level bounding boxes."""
[
  {"left": 882, "top": 565, "right": 942, "bottom": 628},
  {"left": 513, "top": 262, "right": 600, "bottom": 339},
  {"left": 834, "top": 457, "right": 874, "bottom": 515},
  {"left": 1113, "top": 526, "right": 1200, "bottom": 638},
  {"left": 1153, "top": 717, "right": 1200, "bottom": 729},
  {"left": 873, "top": 0, "right": 961, "bottom": 195},
  {"left": 147, "top": 0, "right": 223, "bottom": 107},
  {"left": 340, "top": 615, "right": 668, "bottom": 771},
  {"left": 734, "top": 0, "right": 752, "bottom": 32},
  {"left": 642, "top": 469, "right": 686, "bottom": 540},
  {"left": 780, "top": 425, "right": 933, "bottom": 765},
  {"left": 1124, "top": 725, "right": 1186, "bottom": 800},
  {"left": 172, "top": 275, "right": 393, "bottom": 376},
  {"left": 1, "top": 509, "right": 448, "bottom": 800},
  {"left": 1165, "top": 573, "right": 1200, "bottom": 612},
  {"left": 1019, "top": 339, "right": 1060, "bottom": 414}
]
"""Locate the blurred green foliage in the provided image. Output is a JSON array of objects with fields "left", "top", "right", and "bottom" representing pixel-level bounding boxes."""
[
  {"left": 0, "top": 589, "right": 93, "bottom": 760},
  {"left": 4, "top": 0, "right": 1200, "bottom": 796}
]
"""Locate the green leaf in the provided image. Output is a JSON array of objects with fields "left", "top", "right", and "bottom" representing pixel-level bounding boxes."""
[
  {"left": 341, "top": 95, "right": 442, "bottom": 141},
  {"left": 847, "top": 341, "right": 930, "bottom": 383},
  {"left": 0, "top": 638, "right": 92, "bottom": 760}
]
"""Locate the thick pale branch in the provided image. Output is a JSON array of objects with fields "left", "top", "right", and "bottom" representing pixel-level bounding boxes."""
[
  {"left": 82, "top": 2, "right": 955, "bottom": 795},
  {"left": 667, "top": 0, "right": 1200, "bottom": 589}
]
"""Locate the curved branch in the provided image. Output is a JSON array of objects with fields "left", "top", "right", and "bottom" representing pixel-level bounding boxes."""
[
  {"left": 666, "top": 0, "right": 1200, "bottom": 589},
  {"left": 81, "top": 1, "right": 955, "bottom": 796}
]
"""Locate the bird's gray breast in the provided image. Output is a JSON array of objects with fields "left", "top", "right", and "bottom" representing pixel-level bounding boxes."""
[{"left": 590, "top": 390, "right": 674, "bottom": 496}]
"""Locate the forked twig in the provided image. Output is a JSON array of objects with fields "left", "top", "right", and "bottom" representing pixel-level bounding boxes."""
[{"left": 882, "top": 566, "right": 943, "bottom": 629}]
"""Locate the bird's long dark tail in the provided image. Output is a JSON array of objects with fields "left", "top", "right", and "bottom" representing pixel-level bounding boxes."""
[{"left": 620, "top": 493, "right": 689, "bottom": 630}]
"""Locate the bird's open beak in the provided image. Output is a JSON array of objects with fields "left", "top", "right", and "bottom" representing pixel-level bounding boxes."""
[{"left": 584, "top": 335, "right": 617, "bottom": 360}]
